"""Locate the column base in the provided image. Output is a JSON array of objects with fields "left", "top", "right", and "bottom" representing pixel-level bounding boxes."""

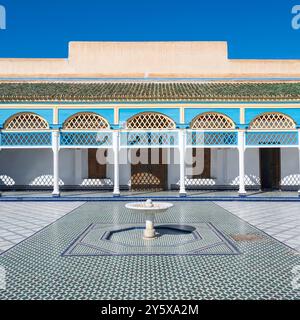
[
  {"left": 179, "top": 192, "right": 187, "bottom": 197},
  {"left": 298, "top": 190, "right": 300, "bottom": 197},
  {"left": 113, "top": 192, "right": 121, "bottom": 198},
  {"left": 143, "top": 228, "right": 156, "bottom": 239},
  {"left": 52, "top": 192, "right": 60, "bottom": 198},
  {"left": 238, "top": 191, "right": 247, "bottom": 198}
]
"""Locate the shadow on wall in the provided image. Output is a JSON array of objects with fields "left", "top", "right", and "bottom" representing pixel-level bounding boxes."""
[
  {"left": 230, "top": 175, "right": 260, "bottom": 186},
  {"left": 128, "top": 173, "right": 161, "bottom": 187},
  {"left": 0, "top": 174, "right": 114, "bottom": 187},
  {"left": 0, "top": 175, "right": 15, "bottom": 186},
  {"left": 31, "top": 176, "right": 114, "bottom": 187},
  {"left": 30, "top": 175, "right": 64, "bottom": 186},
  {"left": 281, "top": 174, "right": 300, "bottom": 186},
  {"left": 176, "top": 178, "right": 216, "bottom": 186},
  {"left": 80, "top": 179, "right": 113, "bottom": 186}
]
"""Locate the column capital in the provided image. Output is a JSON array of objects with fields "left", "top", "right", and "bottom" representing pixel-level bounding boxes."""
[
  {"left": 238, "top": 129, "right": 246, "bottom": 151},
  {"left": 52, "top": 129, "right": 60, "bottom": 135},
  {"left": 52, "top": 129, "right": 60, "bottom": 152}
]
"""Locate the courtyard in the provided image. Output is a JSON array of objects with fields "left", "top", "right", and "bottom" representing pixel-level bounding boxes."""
[{"left": 0, "top": 200, "right": 299, "bottom": 300}]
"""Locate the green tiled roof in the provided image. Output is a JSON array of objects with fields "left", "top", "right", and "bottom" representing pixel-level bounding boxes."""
[{"left": 0, "top": 81, "right": 300, "bottom": 102}]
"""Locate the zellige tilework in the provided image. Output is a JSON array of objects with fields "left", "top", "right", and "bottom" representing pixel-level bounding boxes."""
[{"left": 0, "top": 201, "right": 299, "bottom": 300}]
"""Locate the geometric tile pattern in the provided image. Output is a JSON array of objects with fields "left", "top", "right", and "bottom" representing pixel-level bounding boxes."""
[
  {"left": 190, "top": 112, "right": 235, "bottom": 130},
  {"left": 29, "top": 175, "right": 65, "bottom": 186},
  {"left": 80, "top": 178, "right": 113, "bottom": 186},
  {"left": 1, "top": 132, "right": 52, "bottom": 147},
  {"left": 0, "top": 175, "right": 15, "bottom": 186},
  {"left": 177, "top": 178, "right": 216, "bottom": 187},
  {"left": 186, "top": 131, "right": 238, "bottom": 146},
  {"left": 0, "top": 202, "right": 299, "bottom": 300},
  {"left": 60, "top": 132, "right": 113, "bottom": 147},
  {"left": 246, "top": 132, "right": 298, "bottom": 146},
  {"left": 63, "top": 112, "right": 109, "bottom": 130},
  {"left": 126, "top": 112, "right": 176, "bottom": 130},
  {"left": 4, "top": 113, "right": 49, "bottom": 130},
  {"left": 216, "top": 201, "right": 300, "bottom": 252},
  {"left": 281, "top": 174, "right": 300, "bottom": 186},
  {"left": 121, "top": 131, "right": 178, "bottom": 147},
  {"left": 62, "top": 222, "right": 240, "bottom": 256},
  {"left": 249, "top": 112, "right": 296, "bottom": 130},
  {"left": 0, "top": 202, "right": 84, "bottom": 253}
]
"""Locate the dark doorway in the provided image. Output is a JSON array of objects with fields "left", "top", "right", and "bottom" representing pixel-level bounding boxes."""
[
  {"left": 88, "top": 149, "right": 107, "bottom": 179},
  {"left": 131, "top": 148, "right": 168, "bottom": 191},
  {"left": 192, "top": 148, "right": 211, "bottom": 178},
  {"left": 259, "top": 148, "right": 281, "bottom": 190}
]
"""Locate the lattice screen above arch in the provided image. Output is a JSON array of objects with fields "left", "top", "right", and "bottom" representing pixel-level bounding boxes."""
[
  {"left": 190, "top": 112, "right": 235, "bottom": 130},
  {"left": 4, "top": 113, "right": 49, "bottom": 130},
  {"left": 126, "top": 112, "right": 176, "bottom": 129},
  {"left": 249, "top": 112, "right": 296, "bottom": 130},
  {"left": 63, "top": 112, "right": 109, "bottom": 130}
]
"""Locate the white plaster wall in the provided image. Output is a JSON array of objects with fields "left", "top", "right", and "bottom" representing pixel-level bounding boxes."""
[
  {"left": 168, "top": 149, "right": 180, "bottom": 188},
  {"left": 0, "top": 149, "right": 76, "bottom": 186},
  {"left": 118, "top": 149, "right": 131, "bottom": 186},
  {"left": 224, "top": 148, "right": 260, "bottom": 186},
  {"left": 280, "top": 148, "right": 300, "bottom": 186}
]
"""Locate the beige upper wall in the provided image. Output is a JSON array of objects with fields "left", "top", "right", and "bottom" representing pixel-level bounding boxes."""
[{"left": 1, "top": 41, "right": 300, "bottom": 78}]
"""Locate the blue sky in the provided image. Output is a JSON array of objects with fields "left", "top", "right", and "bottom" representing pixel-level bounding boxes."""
[{"left": 0, "top": 0, "right": 299, "bottom": 59}]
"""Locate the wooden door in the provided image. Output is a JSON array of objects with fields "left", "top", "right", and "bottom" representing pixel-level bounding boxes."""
[
  {"left": 88, "top": 149, "right": 106, "bottom": 179},
  {"left": 192, "top": 148, "right": 211, "bottom": 178},
  {"left": 131, "top": 148, "right": 168, "bottom": 191},
  {"left": 259, "top": 148, "right": 281, "bottom": 190}
]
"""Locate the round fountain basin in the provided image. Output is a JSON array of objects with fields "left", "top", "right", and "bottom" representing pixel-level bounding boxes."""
[
  {"left": 125, "top": 200, "right": 174, "bottom": 239},
  {"left": 125, "top": 202, "right": 173, "bottom": 214}
]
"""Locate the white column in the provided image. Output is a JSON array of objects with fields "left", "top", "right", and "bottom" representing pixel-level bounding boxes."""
[
  {"left": 74, "top": 149, "right": 82, "bottom": 185},
  {"left": 0, "top": 129, "right": 2, "bottom": 197},
  {"left": 113, "top": 130, "right": 120, "bottom": 197},
  {"left": 298, "top": 129, "right": 300, "bottom": 196},
  {"left": 52, "top": 130, "right": 60, "bottom": 197},
  {"left": 179, "top": 129, "right": 186, "bottom": 196},
  {"left": 238, "top": 130, "right": 246, "bottom": 196},
  {"left": 298, "top": 147, "right": 300, "bottom": 197},
  {"left": 0, "top": 147, "right": 1, "bottom": 198}
]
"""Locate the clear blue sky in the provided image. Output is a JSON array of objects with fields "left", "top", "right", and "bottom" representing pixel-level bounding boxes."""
[{"left": 0, "top": 0, "right": 299, "bottom": 59}]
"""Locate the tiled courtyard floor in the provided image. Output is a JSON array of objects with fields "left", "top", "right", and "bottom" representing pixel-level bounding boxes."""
[
  {"left": 0, "top": 202, "right": 84, "bottom": 253},
  {"left": 0, "top": 201, "right": 299, "bottom": 299},
  {"left": 216, "top": 202, "right": 300, "bottom": 252}
]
